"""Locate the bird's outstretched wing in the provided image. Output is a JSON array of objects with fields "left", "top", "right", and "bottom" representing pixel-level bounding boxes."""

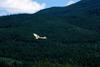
[{"left": 33, "top": 33, "right": 40, "bottom": 39}]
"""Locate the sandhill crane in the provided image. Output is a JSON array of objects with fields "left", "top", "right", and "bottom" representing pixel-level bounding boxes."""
[{"left": 33, "top": 33, "right": 47, "bottom": 40}]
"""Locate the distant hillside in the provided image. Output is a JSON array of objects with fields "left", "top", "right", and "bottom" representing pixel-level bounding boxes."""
[{"left": 0, "top": 0, "right": 100, "bottom": 67}]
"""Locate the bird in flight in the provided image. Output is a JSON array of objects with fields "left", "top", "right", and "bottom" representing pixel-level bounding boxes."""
[{"left": 33, "top": 33, "right": 47, "bottom": 40}]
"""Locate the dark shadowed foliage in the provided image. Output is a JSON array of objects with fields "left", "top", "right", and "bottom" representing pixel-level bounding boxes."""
[{"left": 0, "top": 0, "right": 100, "bottom": 67}]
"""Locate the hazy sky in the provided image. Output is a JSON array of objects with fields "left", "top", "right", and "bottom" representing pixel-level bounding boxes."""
[
  {"left": 0, "top": 0, "right": 80, "bottom": 16},
  {"left": 36, "top": 0, "right": 80, "bottom": 8}
]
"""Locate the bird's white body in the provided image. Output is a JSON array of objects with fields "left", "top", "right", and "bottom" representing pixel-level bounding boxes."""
[{"left": 33, "top": 33, "right": 47, "bottom": 40}]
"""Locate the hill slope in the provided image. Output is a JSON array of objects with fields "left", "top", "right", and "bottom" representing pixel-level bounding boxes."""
[{"left": 0, "top": 0, "right": 100, "bottom": 67}]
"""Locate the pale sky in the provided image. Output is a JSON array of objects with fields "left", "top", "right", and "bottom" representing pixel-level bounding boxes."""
[
  {"left": 36, "top": 0, "right": 80, "bottom": 7},
  {"left": 0, "top": 0, "right": 80, "bottom": 16}
]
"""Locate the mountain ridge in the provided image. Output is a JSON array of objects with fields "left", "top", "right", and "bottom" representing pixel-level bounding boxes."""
[{"left": 0, "top": 0, "right": 100, "bottom": 67}]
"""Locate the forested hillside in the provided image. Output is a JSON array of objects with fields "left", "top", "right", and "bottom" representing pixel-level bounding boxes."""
[{"left": 0, "top": 0, "right": 100, "bottom": 67}]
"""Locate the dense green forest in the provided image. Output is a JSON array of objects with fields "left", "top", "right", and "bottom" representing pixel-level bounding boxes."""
[{"left": 0, "top": 0, "right": 100, "bottom": 67}]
